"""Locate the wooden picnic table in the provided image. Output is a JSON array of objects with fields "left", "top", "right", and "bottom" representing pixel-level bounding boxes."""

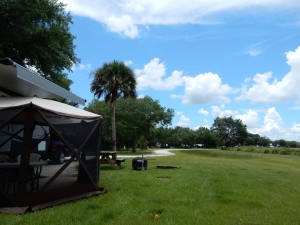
[{"left": 99, "top": 151, "right": 125, "bottom": 167}]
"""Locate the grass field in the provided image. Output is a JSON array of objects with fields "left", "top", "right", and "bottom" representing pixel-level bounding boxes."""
[{"left": 1, "top": 149, "right": 300, "bottom": 225}]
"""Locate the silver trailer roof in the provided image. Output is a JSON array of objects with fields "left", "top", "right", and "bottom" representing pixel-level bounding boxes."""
[{"left": 0, "top": 58, "right": 85, "bottom": 105}]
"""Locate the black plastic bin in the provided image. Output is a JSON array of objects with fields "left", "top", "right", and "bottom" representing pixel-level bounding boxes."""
[{"left": 132, "top": 157, "right": 148, "bottom": 170}]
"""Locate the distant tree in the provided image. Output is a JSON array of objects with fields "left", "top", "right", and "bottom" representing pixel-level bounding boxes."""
[
  {"left": 0, "top": 0, "right": 79, "bottom": 89},
  {"left": 167, "top": 126, "right": 196, "bottom": 148},
  {"left": 116, "top": 97, "right": 173, "bottom": 152},
  {"left": 273, "top": 139, "right": 288, "bottom": 147},
  {"left": 257, "top": 136, "right": 271, "bottom": 147},
  {"left": 154, "top": 127, "right": 174, "bottom": 148},
  {"left": 90, "top": 61, "right": 137, "bottom": 152},
  {"left": 195, "top": 127, "right": 217, "bottom": 148},
  {"left": 245, "top": 133, "right": 261, "bottom": 146},
  {"left": 211, "top": 117, "right": 247, "bottom": 147},
  {"left": 287, "top": 141, "right": 299, "bottom": 148},
  {"left": 85, "top": 97, "right": 174, "bottom": 151}
]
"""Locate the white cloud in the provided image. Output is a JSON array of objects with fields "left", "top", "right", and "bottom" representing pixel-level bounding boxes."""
[
  {"left": 137, "top": 94, "right": 145, "bottom": 99},
  {"left": 198, "top": 108, "right": 209, "bottom": 116},
  {"left": 136, "top": 59, "right": 232, "bottom": 104},
  {"left": 248, "top": 107, "right": 284, "bottom": 140},
  {"left": 281, "top": 124, "right": 300, "bottom": 141},
  {"left": 194, "top": 118, "right": 211, "bottom": 130},
  {"left": 174, "top": 73, "right": 232, "bottom": 105},
  {"left": 263, "top": 107, "right": 282, "bottom": 131},
  {"left": 209, "top": 105, "right": 287, "bottom": 140},
  {"left": 211, "top": 105, "right": 238, "bottom": 118},
  {"left": 135, "top": 59, "right": 233, "bottom": 105},
  {"left": 209, "top": 105, "right": 260, "bottom": 129},
  {"left": 60, "top": 0, "right": 300, "bottom": 38},
  {"left": 235, "top": 109, "right": 259, "bottom": 128},
  {"left": 176, "top": 112, "right": 191, "bottom": 127},
  {"left": 124, "top": 60, "right": 133, "bottom": 66},
  {"left": 72, "top": 63, "right": 92, "bottom": 71},
  {"left": 105, "top": 15, "right": 139, "bottom": 38},
  {"left": 245, "top": 42, "right": 264, "bottom": 57},
  {"left": 291, "top": 124, "right": 300, "bottom": 133},
  {"left": 238, "top": 45, "right": 300, "bottom": 104},
  {"left": 246, "top": 49, "right": 261, "bottom": 57},
  {"left": 197, "top": 104, "right": 299, "bottom": 141},
  {"left": 135, "top": 58, "right": 184, "bottom": 90}
]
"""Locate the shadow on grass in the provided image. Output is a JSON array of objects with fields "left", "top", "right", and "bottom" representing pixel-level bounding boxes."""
[{"left": 100, "top": 165, "right": 126, "bottom": 171}]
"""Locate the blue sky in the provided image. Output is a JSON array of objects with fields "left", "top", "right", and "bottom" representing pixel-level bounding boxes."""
[{"left": 60, "top": 0, "right": 300, "bottom": 141}]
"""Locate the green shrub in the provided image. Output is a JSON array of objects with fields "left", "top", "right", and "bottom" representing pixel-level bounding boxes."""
[
  {"left": 272, "top": 149, "right": 279, "bottom": 154},
  {"left": 280, "top": 149, "right": 291, "bottom": 155},
  {"left": 245, "top": 147, "right": 255, "bottom": 152},
  {"left": 264, "top": 149, "right": 270, "bottom": 154}
]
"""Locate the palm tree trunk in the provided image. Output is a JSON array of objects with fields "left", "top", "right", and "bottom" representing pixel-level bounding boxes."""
[
  {"left": 111, "top": 101, "right": 117, "bottom": 152},
  {"left": 132, "top": 128, "right": 137, "bottom": 153}
]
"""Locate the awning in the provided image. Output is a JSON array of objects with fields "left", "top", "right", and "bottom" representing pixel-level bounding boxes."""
[{"left": 0, "top": 58, "right": 85, "bottom": 105}]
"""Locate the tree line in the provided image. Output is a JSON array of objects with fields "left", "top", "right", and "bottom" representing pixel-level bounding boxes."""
[{"left": 85, "top": 98, "right": 300, "bottom": 151}]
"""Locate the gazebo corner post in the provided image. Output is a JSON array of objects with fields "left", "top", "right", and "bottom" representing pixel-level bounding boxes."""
[
  {"left": 96, "top": 120, "right": 103, "bottom": 186},
  {"left": 18, "top": 107, "right": 35, "bottom": 195}
]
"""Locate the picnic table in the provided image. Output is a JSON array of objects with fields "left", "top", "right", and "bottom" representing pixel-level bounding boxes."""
[{"left": 99, "top": 151, "right": 125, "bottom": 167}]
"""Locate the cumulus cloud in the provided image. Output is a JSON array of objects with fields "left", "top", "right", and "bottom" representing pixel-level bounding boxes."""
[
  {"left": 135, "top": 58, "right": 184, "bottom": 90},
  {"left": 176, "top": 112, "right": 191, "bottom": 127},
  {"left": 173, "top": 73, "right": 232, "bottom": 105},
  {"left": 209, "top": 105, "right": 288, "bottom": 140},
  {"left": 263, "top": 107, "right": 283, "bottom": 131},
  {"left": 124, "top": 60, "right": 133, "bottom": 66},
  {"left": 238, "top": 46, "right": 300, "bottom": 104},
  {"left": 282, "top": 124, "right": 300, "bottom": 141},
  {"left": 235, "top": 109, "right": 259, "bottom": 128},
  {"left": 248, "top": 107, "right": 285, "bottom": 140},
  {"left": 211, "top": 105, "right": 238, "bottom": 118},
  {"left": 209, "top": 105, "right": 260, "bottom": 129},
  {"left": 197, "top": 104, "right": 299, "bottom": 141},
  {"left": 105, "top": 15, "right": 139, "bottom": 38},
  {"left": 135, "top": 58, "right": 233, "bottom": 105},
  {"left": 198, "top": 108, "right": 209, "bottom": 116},
  {"left": 60, "top": 0, "right": 300, "bottom": 38},
  {"left": 291, "top": 124, "right": 300, "bottom": 132}
]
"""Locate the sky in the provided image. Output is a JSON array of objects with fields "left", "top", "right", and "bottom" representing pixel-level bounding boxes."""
[{"left": 60, "top": 0, "right": 300, "bottom": 141}]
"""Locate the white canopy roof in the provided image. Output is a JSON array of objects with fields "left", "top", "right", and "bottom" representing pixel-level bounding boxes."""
[{"left": 0, "top": 97, "right": 101, "bottom": 119}]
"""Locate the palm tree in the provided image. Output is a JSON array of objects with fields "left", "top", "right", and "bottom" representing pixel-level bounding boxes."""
[{"left": 91, "top": 60, "right": 137, "bottom": 151}]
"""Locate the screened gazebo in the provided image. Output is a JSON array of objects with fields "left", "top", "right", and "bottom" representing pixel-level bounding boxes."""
[{"left": 0, "top": 97, "right": 104, "bottom": 213}]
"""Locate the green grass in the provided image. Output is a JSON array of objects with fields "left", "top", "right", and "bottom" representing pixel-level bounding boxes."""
[
  {"left": 225, "top": 145, "right": 300, "bottom": 156},
  {"left": 2, "top": 149, "right": 300, "bottom": 225}
]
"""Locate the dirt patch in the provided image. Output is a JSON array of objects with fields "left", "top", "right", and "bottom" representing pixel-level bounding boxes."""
[
  {"left": 157, "top": 176, "right": 171, "bottom": 180},
  {"left": 156, "top": 165, "right": 181, "bottom": 169}
]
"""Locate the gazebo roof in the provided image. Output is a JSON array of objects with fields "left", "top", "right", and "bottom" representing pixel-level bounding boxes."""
[
  {"left": 0, "top": 58, "right": 85, "bottom": 105},
  {"left": 0, "top": 97, "right": 101, "bottom": 119}
]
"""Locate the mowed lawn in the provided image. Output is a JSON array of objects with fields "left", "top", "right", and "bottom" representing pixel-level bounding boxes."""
[{"left": 1, "top": 150, "right": 300, "bottom": 225}]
